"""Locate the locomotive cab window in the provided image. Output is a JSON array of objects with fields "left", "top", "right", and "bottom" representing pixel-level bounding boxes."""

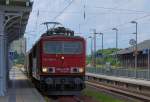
[{"left": 43, "top": 41, "right": 83, "bottom": 54}]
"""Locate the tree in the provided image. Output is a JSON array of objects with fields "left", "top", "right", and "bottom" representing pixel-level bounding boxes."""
[{"left": 87, "top": 48, "right": 122, "bottom": 66}]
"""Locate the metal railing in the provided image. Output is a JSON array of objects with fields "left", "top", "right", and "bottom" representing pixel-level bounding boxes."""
[{"left": 86, "top": 67, "right": 150, "bottom": 80}]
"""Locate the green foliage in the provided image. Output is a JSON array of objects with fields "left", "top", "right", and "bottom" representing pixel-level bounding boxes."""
[
  {"left": 13, "top": 51, "right": 25, "bottom": 65},
  {"left": 86, "top": 55, "right": 91, "bottom": 64},
  {"left": 97, "top": 48, "right": 120, "bottom": 55},
  {"left": 98, "top": 48, "right": 121, "bottom": 66},
  {"left": 87, "top": 48, "right": 122, "bottom": 66}
]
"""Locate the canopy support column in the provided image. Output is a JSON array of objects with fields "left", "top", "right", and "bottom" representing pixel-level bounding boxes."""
[{"left": 0, "top": 11, "right": 7, "bottom": 96}]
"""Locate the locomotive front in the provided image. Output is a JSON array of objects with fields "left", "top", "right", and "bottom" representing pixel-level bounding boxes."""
[{"left": 39, "top": 27, "right": 86, "bottom": 95}]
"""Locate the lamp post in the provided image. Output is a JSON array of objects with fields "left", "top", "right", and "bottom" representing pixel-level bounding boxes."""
[
  {"left": 93, "top": 29, "right": 97, "bottom": 67},
  {"left": 98, "top": 33, "right": 104, "bottom": 56},
  {"left": 112, "top": 28, "right": 118, "bottom": 66},
  {"left": 131, "top": 21, "right": 138, "bottom": 78},
  {"left": 88, "top": 36, "right": 93, "bottom": 66}
]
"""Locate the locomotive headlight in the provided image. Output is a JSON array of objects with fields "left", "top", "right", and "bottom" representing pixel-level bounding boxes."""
[
  {"left": 71, "top": 67, "right": 84, "bottom": 73},
  {"left": 79, "top": 68, "right": 84, "bottom": 73},
  {"left": 61, "top": 56, "right": 64, "bottom": 60},
  {"left": 42, "top": 68, "right": 48, "bottom": 73}
]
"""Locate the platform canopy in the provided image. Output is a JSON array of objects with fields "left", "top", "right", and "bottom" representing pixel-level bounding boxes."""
[
  {"left": 0, "top": 0, "right": 32, "bottom": 42},
  {"left": 0, "top": 0, "right": 32, "bottom": 96}
]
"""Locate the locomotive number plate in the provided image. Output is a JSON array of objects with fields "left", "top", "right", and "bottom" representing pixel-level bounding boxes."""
[{"left": 55, "top": 68, "right": 70, "bottom": 73}]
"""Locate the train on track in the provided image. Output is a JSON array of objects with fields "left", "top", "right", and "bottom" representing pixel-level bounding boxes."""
[{"left": 25, "top": 22, "right": 86, "bottom": 95}]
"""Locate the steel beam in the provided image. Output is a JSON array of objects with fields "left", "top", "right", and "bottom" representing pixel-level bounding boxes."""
[{"left": 0, "top": 5, "right": 31, "bottom": 12}]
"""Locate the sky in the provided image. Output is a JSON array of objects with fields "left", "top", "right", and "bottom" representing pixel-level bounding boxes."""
[{"left": 25, "top": 0, "right": 150, "bottom": 54}]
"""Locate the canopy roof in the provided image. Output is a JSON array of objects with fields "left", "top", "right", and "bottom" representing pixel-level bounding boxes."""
[
  {"left": 117, "top": 40, "right": 150, "bottom": 55},
  {"left": 0, "top": 0, "right": 32, "bottom": 42}
]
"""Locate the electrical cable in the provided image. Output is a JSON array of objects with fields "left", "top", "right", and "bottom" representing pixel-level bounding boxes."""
[
  {"left": 86, "top": 6, "right": 150, "bottom": 14},
  {"left": 101, "top": 14, "right": 150, "bottom": 33},
  {"left": 52, "top": 0, "right": 75, "bottom": 21}
]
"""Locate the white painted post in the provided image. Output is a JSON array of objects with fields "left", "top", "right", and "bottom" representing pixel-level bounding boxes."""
[{"left": 0, "top": 11, "right": 6, "bottom": 96}]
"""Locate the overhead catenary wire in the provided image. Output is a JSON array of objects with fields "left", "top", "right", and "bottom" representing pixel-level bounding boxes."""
[
  {"left": 79, "top": 14, "right": 150, "bottom": 50},
  {"left": 86, "top": 6, "right": 150, "bottom": 14},
  {"left": 29, "top": 0, "right": 150, "bottom": 35},
  {"left": 31, "top": 0, "right": 75, "bottom": 36},
  {"left": 101, "top": 14, "right": 150, "bottom": 33},
  {"left": 28, "top": 1, "right": 150, "bottom": 39},
  {"left": 30, "top": 2, "right": 150, "bottom": 15},
  {"left": 30, "top": 0, "right": 150, "bottom": 28},
  {"left": 80, "top": 13, "right": 150, "bottom": 34},
  {"left": 78, "top": 0, "right": 150, "bottom": 31},
  {"left": 52, "top": 0, "right": 75, "bottom": 21},
  {"left": 30, "top": 10, "right": 149, "bottom": 15}
]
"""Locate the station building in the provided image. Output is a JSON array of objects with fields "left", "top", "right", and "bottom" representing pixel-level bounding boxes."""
[{"left": 117, "top": 40, "right": 150, "bottom": 69}]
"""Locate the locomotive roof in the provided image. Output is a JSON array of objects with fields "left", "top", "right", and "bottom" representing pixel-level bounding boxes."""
[
  {"left": 40, "top": 35, "right": 85, "bottom": 40},
  {"left": 26, "top": 35, "right": 85, "bottom": 54},
  {"left": 26, "top": 26, "right": 85, "bottom": 54}
]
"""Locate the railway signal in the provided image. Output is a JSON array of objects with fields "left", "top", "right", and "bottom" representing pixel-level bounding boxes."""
[{"left": 129, "top": 39, "right": 136, "bottom": 46}]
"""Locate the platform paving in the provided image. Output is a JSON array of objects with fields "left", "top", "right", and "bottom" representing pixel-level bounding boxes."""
[{"left": 0, "top": 67, "right": 45, "bottom": 102}]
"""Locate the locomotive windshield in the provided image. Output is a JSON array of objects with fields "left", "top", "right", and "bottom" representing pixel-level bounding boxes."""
[{"left": 43, "top": 41, "right": 83, "bottom": 54}]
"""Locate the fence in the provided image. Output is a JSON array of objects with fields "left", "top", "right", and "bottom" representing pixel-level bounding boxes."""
[{"left": 86, "top": 67, "right": 150, "bottom": 80}]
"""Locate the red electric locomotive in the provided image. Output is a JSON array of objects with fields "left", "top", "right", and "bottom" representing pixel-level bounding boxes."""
[{"left": 26, "top": 23, "right": 86, "bottom": 95}]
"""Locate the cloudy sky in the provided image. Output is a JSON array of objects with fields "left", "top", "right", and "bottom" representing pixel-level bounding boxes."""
[{"left": 25, "top": 0, "right": 150, "bottom": 54}]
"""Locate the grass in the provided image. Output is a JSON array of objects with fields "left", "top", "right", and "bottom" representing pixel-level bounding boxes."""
[{"left": 82, "top": 89, "right": 125, "bottom": 102}]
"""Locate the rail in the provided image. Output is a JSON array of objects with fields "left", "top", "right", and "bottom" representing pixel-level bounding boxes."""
[{"left": 86, "top": 80, "right": 150, "bottom": 101}]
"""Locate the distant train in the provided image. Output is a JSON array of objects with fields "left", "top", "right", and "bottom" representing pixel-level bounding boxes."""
[{"left": 25, "top": 24, "right": 86, "bottom": 95}]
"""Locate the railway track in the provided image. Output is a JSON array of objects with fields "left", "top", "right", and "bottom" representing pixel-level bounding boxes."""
[
  {"left": 86, "top": 80, "right": 150, "bottom": 102},
  {"left": 45, "top": 96, "right": 84, "bottom": 102}
]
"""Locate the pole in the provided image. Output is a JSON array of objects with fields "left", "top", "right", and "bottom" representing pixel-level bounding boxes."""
[
  {"left": 131, "top": 21, "right": 138, "bottom": 78},
  {"left": 102, "top": 33, "right": 104, "bottom": 56},
  {"left": 116, "top": 30, "right": 118, "bottom": 66},
  {"left": 93, "top": 29, "right": 96, "bottom": 68},
  {"left": 102, "top": 33, "right": 104, "bottom": 68},
  {"left": 148, "top": 49, "right": 150, "bottom": 80},
  {"left": 25, "top": 37, "right": 27, "bottom": 53},
  {"left": 135, "top": 23, "right": 138, "bottom": 78},
  {"left": 90, "top": 37, "right": 93, "bottom": 66},
  {"left": 79, "top": 24, "right": 80, "bottom": 34},
  {"left": 112, "top": 28, "right": 118, "bottom": 67},
  {"left": 0, "top": 11, "right": 6, "bottom": 96},
  {"left": 100, "top": 33, "right": 104, "bottom": 67}
]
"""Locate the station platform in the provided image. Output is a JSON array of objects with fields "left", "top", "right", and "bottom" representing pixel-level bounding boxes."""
[
  {"left": 86, "top": 72, "right": 150, "bottom": 87},
  {"left": 0, "top": 67, "right": 45, "bottom": 102}
]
